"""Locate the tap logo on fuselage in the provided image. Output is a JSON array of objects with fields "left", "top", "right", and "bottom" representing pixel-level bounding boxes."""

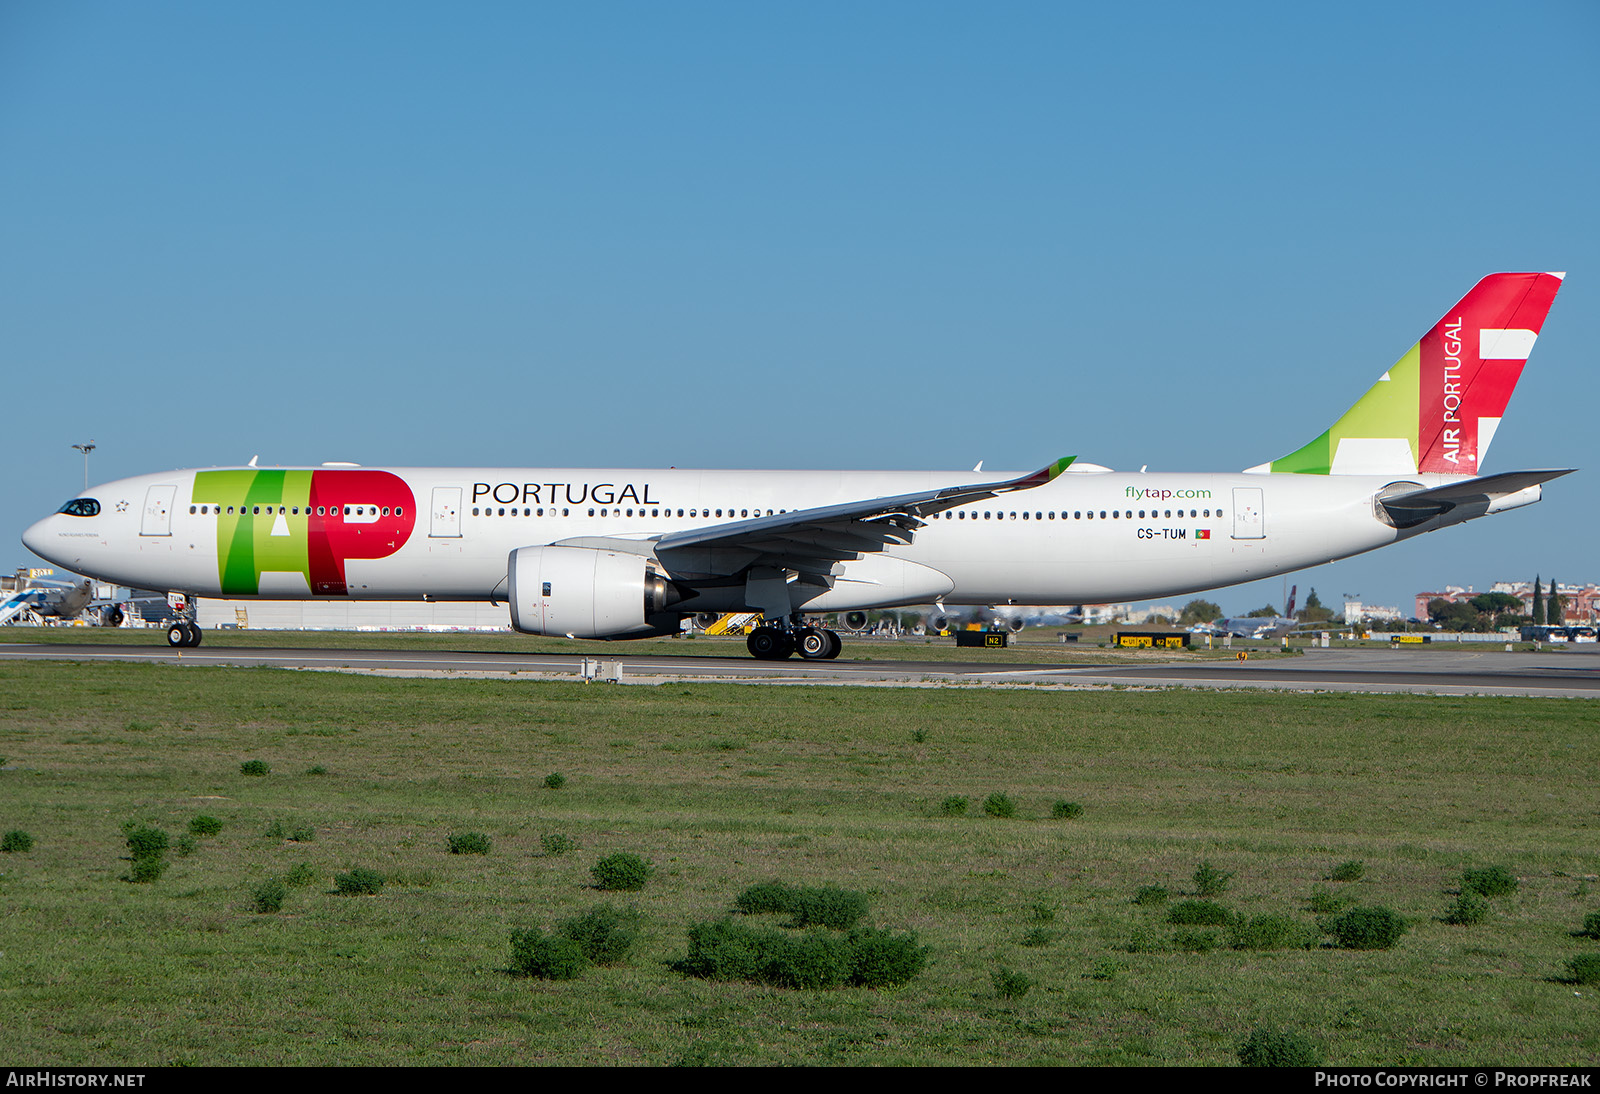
[{"left": 193, "top": 469, "right": 417, "bottom": 595}]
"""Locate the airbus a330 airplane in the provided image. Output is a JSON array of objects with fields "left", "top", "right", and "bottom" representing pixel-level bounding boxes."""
[{"left": 22, "top": 272, "right": 1572, "bottom": 659}]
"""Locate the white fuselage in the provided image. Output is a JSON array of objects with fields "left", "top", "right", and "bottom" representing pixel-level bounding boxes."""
[{"left": 22, "top": 464, "right": 1438, "bottom": 616}]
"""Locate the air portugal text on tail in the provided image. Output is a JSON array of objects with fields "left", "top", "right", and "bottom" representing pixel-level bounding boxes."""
[
  {"left": 19, "top": 272, "right": 1574, "bottom": 657},
  {"left": 1257, "top": 272, "right": 1565, "bottom": 477}
]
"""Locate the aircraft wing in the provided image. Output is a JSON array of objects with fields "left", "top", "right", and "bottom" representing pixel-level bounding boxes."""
[
  {"left": 645, "top": 457, "right": 1076, "bottom": 579},
  {"left": 1380, "top": 469, "right": 1575, "bottom": 527}
]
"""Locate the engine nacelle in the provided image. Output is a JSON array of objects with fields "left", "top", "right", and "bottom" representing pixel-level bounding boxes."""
[
  {"left": 508, "top": 546, "right": 682, "bottom": 638},
  {"left": 843, "top": 610, "right": 869, "bottom": 632}
]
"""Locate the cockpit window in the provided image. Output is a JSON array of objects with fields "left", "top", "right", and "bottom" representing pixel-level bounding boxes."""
[{"left": 57, "top": 498, "right": 100, "bottom": 517}]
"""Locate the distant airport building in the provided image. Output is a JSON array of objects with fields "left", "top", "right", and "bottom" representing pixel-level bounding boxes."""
[
  {"left": 1414, "top": 581, "right": 1599, "bottom": 624},
  {"left": 1342, "top": 601, "right": 1404, "bottom": 625}
]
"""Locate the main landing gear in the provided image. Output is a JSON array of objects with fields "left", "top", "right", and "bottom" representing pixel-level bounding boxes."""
[
  {"left": 166, "top": 621, "right": 203, "bottom": 648},
  {"left": 746, "top": 619, "right": 841, "bottom": 661}
]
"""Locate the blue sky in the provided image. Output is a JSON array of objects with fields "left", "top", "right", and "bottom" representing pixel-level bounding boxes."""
[{"left": 4, "top": 1, "right": 1596, "bottom": 615}]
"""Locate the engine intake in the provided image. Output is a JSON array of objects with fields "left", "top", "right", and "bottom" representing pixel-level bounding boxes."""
[{"left": 508, "top": 546, "right": 683, "bottom": 638}]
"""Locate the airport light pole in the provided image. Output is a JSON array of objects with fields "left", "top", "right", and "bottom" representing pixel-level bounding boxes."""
[{"left": 71, "top": 442, "right": 95, "bottom": 490}]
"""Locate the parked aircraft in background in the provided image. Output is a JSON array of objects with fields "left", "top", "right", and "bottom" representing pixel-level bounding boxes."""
[
  {"left": 22, "top": 273, "right": 1573, "bottom": 658},
  {"left": 1209, "top": 587, "right": 1302, "bottom": 639},
  {"left": 0, "top": 573, "right": 93, "bottom": 627}
]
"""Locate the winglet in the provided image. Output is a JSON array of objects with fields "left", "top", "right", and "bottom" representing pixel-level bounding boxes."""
[{"left": 1004, "top": 456, "right": 1076, "bottom": 491}]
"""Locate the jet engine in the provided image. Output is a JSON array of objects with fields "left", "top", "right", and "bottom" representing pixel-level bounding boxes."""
[
  {"left": 843, "top": 610, "right": 870, "bottom": 632},
  {"left": 508, "top": 546, "right": 684, "bottom": 638}
]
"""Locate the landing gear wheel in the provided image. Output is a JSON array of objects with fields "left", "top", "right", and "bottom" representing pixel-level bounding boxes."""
[
  {"left": 185, "top": 623, "right": 203, "bottom": 648},
  {"left": 747, "top": 628, "right": 794, "bottom": 660},
  {"left": 821, "top": 629, "right": 842, "bottom": 660},
  {"left": 167, "top": 623, "right": 188, "bottom": 648},
  {"left": 797, "top": 628, "right": 832, "bottom": 660}
]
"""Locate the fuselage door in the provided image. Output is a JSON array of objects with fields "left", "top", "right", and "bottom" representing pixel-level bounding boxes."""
[
  {"left": 140, "top": 485, "right": 176, "bottom": 537},
  {"left": 430, "top": 487, "right": 462, "bottom": 538},
  {"left": 1231, "top": 487, "right": 1264, "bottom": 539}
]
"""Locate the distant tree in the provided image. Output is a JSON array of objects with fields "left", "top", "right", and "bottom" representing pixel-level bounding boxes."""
[
  {"left": 1532, "top": 577, "right": 1543, "bottom": 625},
  {"left": 1297, "top": 588, "right": 1335, "bottom": 624},
  {"left": 1470, "top": 592, "right": 1523, "bottom": 616},
  {"left": 1548, "top": 581, "right": 1564, "bottom": 626},
  {"left": 1244, "top": 605, "right": 1280, "bottom": 618},
  {"left": 1179, "top": 599, "right": 1222, "bottom": 624},
  {"left": 1428, "top": 598, "right": 1484, "bottom": 632}
]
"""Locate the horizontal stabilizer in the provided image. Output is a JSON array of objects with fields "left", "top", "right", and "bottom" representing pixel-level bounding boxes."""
[{"left": 1379, "top": 469, "right": 1574, "bottom": 527}]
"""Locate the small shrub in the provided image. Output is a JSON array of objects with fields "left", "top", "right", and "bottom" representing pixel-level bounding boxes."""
[
  {"left": 733, "top": 881, "right": 868, "bottom": 929},
  {"left": 544, "top": 773, "right": 567, "bottom": 790},
  {"left": 992, "top": 966, "right": 1033, "bottom": 999},
  {"left": 541, "top": 832, "right": 576, "bottom": 856},
  {"left": 1193, "top": 860, "right": 1234, "bottom": 897},
  {"left": 1168, "top": 899, "right": 1234, "bottom": 926},
  {"left": 124, "top": 824, "right": 169, "bottom": 861},
  {"left": 174, "top": 834, "right": 198, "bottom": 857},
  {"left": 1051, "top": 800, "right": 1084, "bottom": 820},
  {"left": 983, "top": 793, "right": 1017, "bottom": 819},
  {"left": 448, "top": 832, "right": 492, "bottom": 855},
  {"left": 760, "top": 929, "right": 854, "bottom": 989},
  {"left": 253, "top": 878, "right": 287, "bottom": 914},
  {"left": 1326, "top": 905, "right": 1408, "bottom": 950},
  {"left": 1229, "top": 915, "right": 1317, "bottom": 951},
  {"left": 1567, "top": 954, "right": 1600, "bottom": 985},
  {"left": 288, "top": 825, "right": 316, "bottom": 843},
  {"left": 787, "top": 886, "right": 869, "bottom": 930},
  {"left": 1461, "top": 865, "right": 1518, "bottom": 898},
  {"left": 1, "top": 830, "right": 34, "bottom": 853},
  {"left": 1328, "top": 860, "right": 1365, "bottom": 883},
  {"left": 509, "top": 929, "right": 588, "bottom": 980},
  {"left": 672, "top": 918, "right": 927, "bottom": 989},
  {"left": 1029, "top": 897, "right": 1058, "bottom": 923},
  {"left": 846, "top": 927, "right": 928, "bottom": 988},
  {"left": 1307, "top": 884, "right": 1352, "bottom": 915},
  {"left": 938, "top": 795, "right": 968, "bottom": 817},
  {"left": 305, "top": 765, "right": 327, "bottom": 776},
  {"left": 1173, "top": 928, "right": 1221, "bottom": 952},
  {"left": 263, "top": 820, "right": 285, "bottom": 839},
  {"left": 128, "top": 856, "right": 167, "bottom": 883},
  {"left": 1088, "top": 958, "right": 1125, "bottom": 981},
  {"left": 1133, "top": 885, "right": 1169, "bottom": 906},
  {"left": 1021, "top": 927, "right": 1054, "bottom": 947},
  {"left": 673, "top": 918, "right": 765, "bottom": 982},
  {"left": 1443, "top": 891, "right": 1489, "bottom": 926},
  {"left": 734, "top": 881, "right": 795, "bottom": 916},
  {"left": 1124, "top": 927, "right": 1167, "bottom": 954},
  {"left": 240, "top": 760, "right": 270, "bottom": 776},
  {"left": 556, "top": 904, "right": 641, "bottom": 965},
  {"left": 911, "top": 728, "right": 928, "bottom": 744},
  {"left": 188, "top": 815, "right": 223, "bottom": 837},
  {"left": 285, "top": 862, "right": 318, "bottom": 888},
  {"left": 334, "top": 867, "right": 385, "bottom": 896},
  {"left": 1580, "top": 910, "right": 1600, "bottom": 940},
  {"left": 592, "top": 852, "right": 652, "bottom": 892},
  {"left": 1238, "top": 1027, "right": 1323, "bottom": 1067}
]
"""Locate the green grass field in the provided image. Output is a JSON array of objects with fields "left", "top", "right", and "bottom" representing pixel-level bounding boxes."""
[{"left": 1, "top": 660, "right": 1596, "bottom": 1065}]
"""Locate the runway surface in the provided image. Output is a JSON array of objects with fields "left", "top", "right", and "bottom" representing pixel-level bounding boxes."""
[{"left": 3, "top": 641, "right": 1598, "bottom": 697}]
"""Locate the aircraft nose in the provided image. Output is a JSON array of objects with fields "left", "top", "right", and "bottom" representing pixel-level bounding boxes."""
[{"left": 22, "top": 515, "right": 58, "bottom": 563}]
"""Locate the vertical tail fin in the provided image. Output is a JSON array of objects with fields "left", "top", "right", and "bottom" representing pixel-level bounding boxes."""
[{"left": 1254, "top": 272, "right": 1564, "bottom": 476}]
